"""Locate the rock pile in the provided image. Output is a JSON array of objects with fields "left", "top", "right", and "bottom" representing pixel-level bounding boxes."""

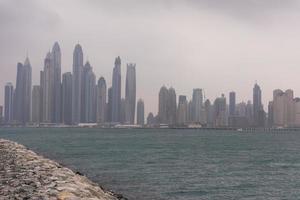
[{"left": 0, "top": 139, "right": 126, "bottom": 200}]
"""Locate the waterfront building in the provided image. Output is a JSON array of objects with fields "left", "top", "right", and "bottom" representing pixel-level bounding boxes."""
[
  {"left": 120, "top": 98, "right": 126, "bottom": 124},
  {"left": 81, "top": 62, "right": 97, "bottom": 123},
  {"left": 137, "top": 99, "right": 145, "bottom": 125},
  {"left": 52, "top": 42, "right": 62, "bottom": 123},
  {"left": 97, "top": 77, "right": 107, "bottom": 124},
  {"left": 125, "top": 63, "right": 136, "bottom": 124},
  {"left": 253, "top": 83, "right": 263, "bottom": 127},
  {"left": 14, "top": 58, "right": 32, "bottom": 124},
  {"left": 168, "top": 87, "right": 177, "bottom": 125},
  {"left": 268, "top": 101, "right": 274, "bottom": 127},
  {"left": 112, "top": 57, "right": 122, "bottom": 122},
  {"left": 229, "top": 91, "right": 236, "bottom": 116},
  {"left": 4, "top": 83, "right": 14, "bottom": 124},
  {"left": 31, "top": 85, "right": 41, "bottom": 123},
  {"left": 147, "top": 112, "right": 155, "bottom": 126},
  {"left": 177, "top": 95, "right": 188, "bottom": 125},
  {"left": 213, "top": 94, "right": 227, "bottom": 127},
  {"left": 107, "top": 87, "right": 113, "bottom": 123},
  {"left": 72, "top": 44, "right": 83, "bottom": 125},
  {"left": 158, "top": 86, "right": 169, "bottom": 124},
  {"left": 192, "top": 89, "right": 203, "bottom": 123},
  {"left": 272, "top": 89, "right": 294, "bottom": 127},
  {"left": 62, "top": 72, "right": 73, "bottom": 125},
  {"left": 187, "top": 100, "right": 193, "bottom": 123},
  {"left": 204, "top": 99, "right": 213, "bottom": 127},
  {"left": 245, "top": 101, "right": 253, "bottom": 126}
]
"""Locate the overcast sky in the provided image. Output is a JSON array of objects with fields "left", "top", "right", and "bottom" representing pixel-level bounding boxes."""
[{"left": 1, "top": 0, "right": 300, "bottom": 115}]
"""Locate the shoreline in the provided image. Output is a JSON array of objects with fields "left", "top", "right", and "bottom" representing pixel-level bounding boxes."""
[{"left": 0, "top": 139, "right": 127, "bottom": 200}]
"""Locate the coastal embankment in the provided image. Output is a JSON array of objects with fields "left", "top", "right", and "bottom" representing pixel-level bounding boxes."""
[{"left": 0, "top": 139, "right": 126, "bottom": 200}]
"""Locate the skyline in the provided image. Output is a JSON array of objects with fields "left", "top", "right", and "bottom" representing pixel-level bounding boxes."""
[{"left": 2, "top": 0, "right": 300, "bottom": 115}]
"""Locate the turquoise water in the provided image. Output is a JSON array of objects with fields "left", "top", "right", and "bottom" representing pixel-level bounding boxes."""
[{"left": 1, "top": 128, "right": 300, "bottom": 199}]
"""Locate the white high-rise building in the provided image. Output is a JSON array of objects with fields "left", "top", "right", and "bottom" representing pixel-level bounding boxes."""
[{"left": 97, "top": 77, "right": 107, "bottom": 124}]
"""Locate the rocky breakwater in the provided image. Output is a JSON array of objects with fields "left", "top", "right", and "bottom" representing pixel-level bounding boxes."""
[{"left": 0, "top": 139, "right": 126, "bottom": 200}]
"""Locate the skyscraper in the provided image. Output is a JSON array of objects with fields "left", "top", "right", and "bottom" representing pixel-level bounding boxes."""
[
  {"left": 52, "top": 42, "right": 62, "bottom": 123},
  {"left": 137, "top": 99, "right": 144, "bottom": 125},
  {"left": 213, "top": 94, "right": 227, "bottom": 127},
  {"left": 112, "top": 57, "right": 121, "bottom": 123},
  {"left": 97, "top": 77, "right": 107, "bottom": 124},
  {"left": 147, "top": 112, "right": 155, "bottom": 126},
  {"left": 158, "top": 86, "right": 169, "bottom": 124},
  {"left": 125, "top": 63, "right": 136, "bottom": 124},
  {"left": 168, "top": 87, "right": 177, "bottom": 125},
  {"left": 253, "top": 83, "right": 263, "bottom": 126},
  {"left": 229, "top": 91, "right": 236, "bottom": 116},
  {"left": 0, "top": 106, "right": 3, "bottom": 124},
  {"left": 72, "top": 44, "right": 83, "bottom": 125},
  {"left": 41, "top": 52, "right": 54, "bottom": 123},
  {"left": 4, "top": 82, "right": 14, "bottom": 124},
  {"left": 204, "top": 99, "right": 213, "bottom": 127},
  {"left": 192, "top": 88, "right": 203, "bottom": 123},
  {"left": 107, "top": 87, "right": 113, "bottom": 123},
  {"left": 177, "top": 95, "right": 188, "bottom": 125},
  {"left": 31, "top": 85, "right": 41, "bottom": 123},
  {"left": 62, "top": 72, "right": 73, "bottom": 125},
  {"left": 15, "top": 58, "right": 32, "bottom": 124},
  {"left": 81, "top": 62, "right": 96, "bottom": 123}
]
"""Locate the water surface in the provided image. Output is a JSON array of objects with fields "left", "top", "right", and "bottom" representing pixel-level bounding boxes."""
[{"left": 1, "top": 128, "right": 300, "bottom": 199}]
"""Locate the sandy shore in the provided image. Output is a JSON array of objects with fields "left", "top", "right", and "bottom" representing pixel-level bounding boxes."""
[{"left": 0, "top": 139, "right": 127, "bottom": 200}]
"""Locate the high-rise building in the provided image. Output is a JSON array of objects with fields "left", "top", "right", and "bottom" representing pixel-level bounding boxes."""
[
  {"left": 147, "top": 112, "right": 155, "bottom": 126},
  {"left": 245, "top": 101, "right": 253, "bottom": 125},
  {"left": 272, "top": 89, "right": 294, "bottom": 127},
  {"left": 107, "top": 87, "right": 113, "bottom": 123},
  {"left": 192, "top": 89, "right": 203, "bottom": 123},
  {"left": 253, "top": 83, "right": 263, "bottom": 126},
  {"left": 111, "top": 56, "right": 122, "bottom": 123},
  {"left": 62, "top": 72, "right": 73, "bottom": 125},
  {"left": 137, "top": 99, "right": 144, "bottom": 125},
  {"left": 4, "top": 82, "right": 14, "bottom": 124},
  {"left": 39, "top": 43, "right": 62, "bottom": 124},
  {"left": 14, "top": 58, "right": 32, "bottom": 124},
  {"left": 158, "top": 86, "right": 169, "bottom": 124},
  {"left": 31, "top": 85, "right": 41, "bottom": 123},
  {"left": 72, "top": 44, "right": 83, "bottom": 125},
  {"left": 229, "top": 91, "right": 236, "bottom": 116},
  {"left": 268, "top": 101, "right": 274, "bottom": 127},
  {"left": 97, "top": 77, "right": 107, "bottom": 124},
  {"left": 204, "top": 99, "right": 213, "bottom": 127},
  {"left": 177, "top": 95, "right": 188, "bottom": 125},
  {"left": 120, "top": 98, "right": 126, "bottom": 123},
  {"left": 52, "top": 42, "right": 62, "bottom": 123},
  {"left": 125, "top": 63, "right": 136, "bottom": 124},
  {"left": 41, "top": 52, "right": 54, "bottom": 123},
  {"left": 213, "top": 94, "right": 227, "bottom": 127},
  {"left": 167, "top": 87, "right": 177, "bottom": 125},
  {"left": 81, "top": 62, "right": 96, "bottom": 123},
  {"left": 187, "top": 100, "right": 193, "bottom": 123}
]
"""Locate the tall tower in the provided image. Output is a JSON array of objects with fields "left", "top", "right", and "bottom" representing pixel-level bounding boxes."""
[
  {"left": 137, "top": 99, "right": 144, "bottom": 125},
  {"left": 62, "top": 72, "right": 73, "bottom": 125},
  {"left": 52, "top": 42, "right": 62, "bottom": 123},
  {"left": 125, "top": 63, "right": 136, "bottom": 124},
  {"left": 112, "top": 56, "right": 121, "bottom": 123},
  {"left": 31, "top": 85, "right": 41, "bottom": 123},
  {"left": 72, "top": 44, "right": 83, "bottom": 125},
  {"left": 107, "top": 87, "right": 113, "bottom": 123},
  {"left": 177, "top": 95, "right": 188, "bottom": 125},
  {"left": 97, "top": 77, "right": 107, "bottom": 124},
  {"left": 15, "top": 58, "right": 32, "bottom": 125},
  {"left": 229, "top": 91, "right": 236, "bottom": 116},
  {"left": 4, "top": 82, "right": 14, "bottom": 124},
  {"left": 253, "top": 83, "right": 262, "bottom": 126},
  {"left": 168, "top": 87, "right": 177, "bottom": 125},
  {"left": 158, "top": 86, "right": 168, "bottom": 124},
  {"left": 81, "top": 62, "right": 96, "bottom": 123},
  {"left": 192, "top": 88, "right": 203, "bottom": 123}
]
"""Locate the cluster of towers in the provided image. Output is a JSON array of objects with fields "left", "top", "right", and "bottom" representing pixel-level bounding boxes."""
[
  {"left": 149, "top": 83, "right": 264, "bottom": 128},
  {"left": 2, "top": 42, "right": 145, "bottom": 126},
  {"left": 2, "top": 43, "right": 300, "bottom": 129}
]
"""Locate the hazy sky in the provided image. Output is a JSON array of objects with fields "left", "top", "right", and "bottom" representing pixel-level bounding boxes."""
[{"left": 1, "top": 0, "right": 300, "bottom": 115}]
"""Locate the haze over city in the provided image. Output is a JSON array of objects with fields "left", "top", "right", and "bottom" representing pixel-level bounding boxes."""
[{"left": 2, "top": 0, "right": 300, "bottom": 116}]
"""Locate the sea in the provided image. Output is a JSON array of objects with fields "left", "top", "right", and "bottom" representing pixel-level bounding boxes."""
[{"left": 1, "top": 128, "right": 300, "bottom": 200}]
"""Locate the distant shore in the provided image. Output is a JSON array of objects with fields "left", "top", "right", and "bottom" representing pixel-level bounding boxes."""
[{"left": 0, "top": 139, "right": 127, "bottom": 200}]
